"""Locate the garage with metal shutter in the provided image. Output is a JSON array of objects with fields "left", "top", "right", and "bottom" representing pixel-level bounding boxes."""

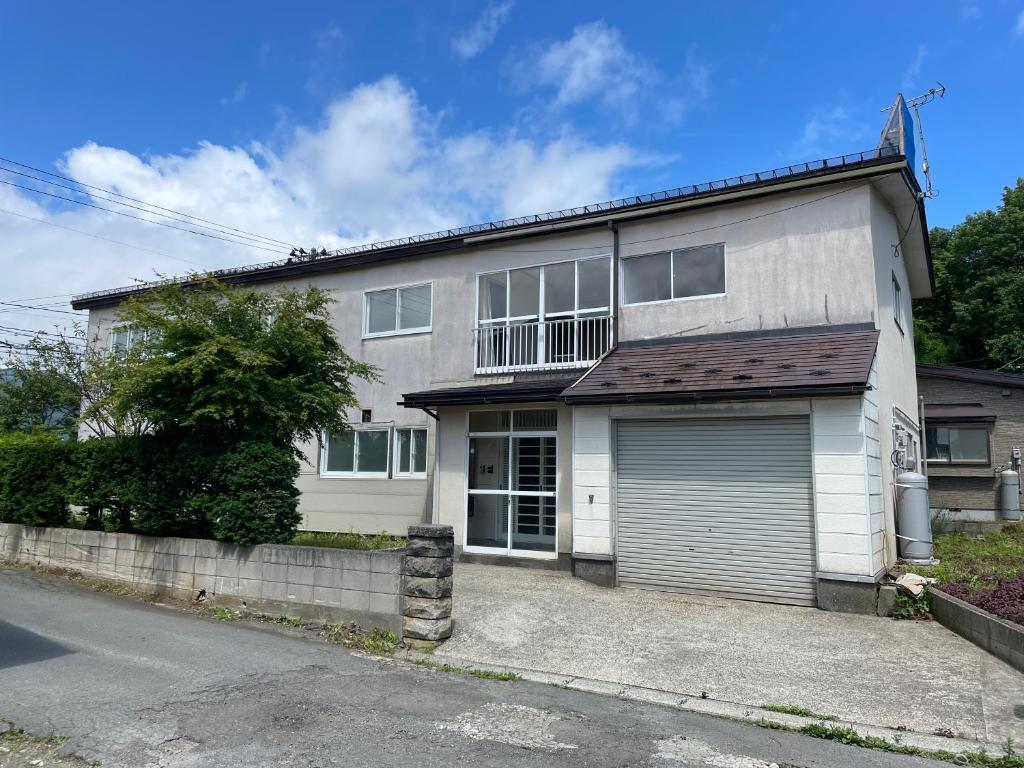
[{"left": 615, "top": 417, "right": 817, "bottom": 606}]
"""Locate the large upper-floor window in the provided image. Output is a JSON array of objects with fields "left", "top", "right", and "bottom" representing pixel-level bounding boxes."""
[
  {"left": 477, "top": 256, "right": 611, "bottom": 325},
  {"left": 622, "top": 243, "right": 725, "bottom": 305},
  {"left": 926, "top": 425, "right": 990, "bottom": 464},
  {"left": 363, "top": 283, "right": 432, "bottom": 337}
]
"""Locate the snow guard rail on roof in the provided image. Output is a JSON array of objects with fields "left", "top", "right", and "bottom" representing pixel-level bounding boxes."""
[{"left": 72, "top": 145, "right": 903, "bottom": 306}]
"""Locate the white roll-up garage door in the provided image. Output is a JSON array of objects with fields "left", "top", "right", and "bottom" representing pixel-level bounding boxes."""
[{"left": 615, "top": 417, "right": 817, "bottom": 606}]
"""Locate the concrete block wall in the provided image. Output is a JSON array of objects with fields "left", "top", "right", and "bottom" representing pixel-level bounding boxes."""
[{"left": 0, "top": 523, "right": 406, "bottom": 635}]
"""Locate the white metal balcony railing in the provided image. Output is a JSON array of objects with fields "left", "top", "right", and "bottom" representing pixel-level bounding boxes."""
[{"left": 473, "top": 315, "right": 614, "bottom": 374}]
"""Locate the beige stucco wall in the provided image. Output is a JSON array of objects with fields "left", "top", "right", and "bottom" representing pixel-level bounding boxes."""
[
  {"left": 867, "top": 187, "right": 923, "bottom": 568},
  {"left": 617, "top": 183, "right": 876, "bottom": 341}
]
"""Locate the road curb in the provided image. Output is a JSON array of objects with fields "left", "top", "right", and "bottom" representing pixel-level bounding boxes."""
[{"left": 405, "top": 649, "right": 1000, "bottom": 758}]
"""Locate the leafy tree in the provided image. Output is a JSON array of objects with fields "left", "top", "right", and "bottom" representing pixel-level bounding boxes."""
[
  {"left": 914, "top": 179, "right": 1024, "bottom": 371},
  {"left": 0, "top": 364, "right": 79, "bottom": 439},
  {"left": 1, "top": 325, "right": 150, "bottom": 439},
  {"left": 111, "top": 277, "right": 377, "bottom": 451}
]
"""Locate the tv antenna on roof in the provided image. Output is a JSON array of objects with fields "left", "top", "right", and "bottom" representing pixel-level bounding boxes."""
[{"left": 879, "top": 83, "right": 946, "bottom": 199}]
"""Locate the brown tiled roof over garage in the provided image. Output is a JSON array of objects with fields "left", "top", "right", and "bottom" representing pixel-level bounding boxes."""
[{"left": 562, "top": 324, "right": 879, "bottom": 405}]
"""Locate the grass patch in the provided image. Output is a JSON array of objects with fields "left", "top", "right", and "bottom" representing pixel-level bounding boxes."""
[
  {"left": 211, "top": 607, "right": 236, "bottom": 621},
  {"left": 273, "top": 615, "right": 303, "bottom": 628},
  {"left": 762, "top": 703, "right": 839, "bottom": 721},
  {"left": 411, "top": 657, "right": 520, "bottom": 681},
  {"left": 322, "top": 622, "right": 398, "bottom": 655},
  {"left": 290, "top": 531, "right": 406, "bottom": 551},
  {"left": 916, "top": 526, "right": 1024, "bottom": 588}
]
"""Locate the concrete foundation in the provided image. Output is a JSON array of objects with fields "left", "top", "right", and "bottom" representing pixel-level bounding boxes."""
[
  {"left": 572, "top": 555, "right": 616, "bottom": 588},
  {"left": 816, "top": 578, "right": 883, "bottom": 616}
]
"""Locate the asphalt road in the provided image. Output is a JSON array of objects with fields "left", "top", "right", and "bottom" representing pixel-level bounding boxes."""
[{"left": 0, "top": 566, "right": 947, "bottom": 768}]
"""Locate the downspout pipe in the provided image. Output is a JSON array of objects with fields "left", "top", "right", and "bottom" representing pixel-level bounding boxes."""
[{"left": 608, "top": 220, "right": 620, "bottom": 346}]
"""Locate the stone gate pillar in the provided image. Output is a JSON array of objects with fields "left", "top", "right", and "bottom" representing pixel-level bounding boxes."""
[{"left": 402, "top": 524, "right": 454, "bottom": 648}]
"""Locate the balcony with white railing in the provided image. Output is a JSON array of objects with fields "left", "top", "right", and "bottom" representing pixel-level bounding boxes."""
[{"left": 473, "top": 315, "right": 614, "bottom": 374}]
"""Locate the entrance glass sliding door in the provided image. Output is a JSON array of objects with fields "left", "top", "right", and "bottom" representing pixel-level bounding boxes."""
[{"left": 466, "top": 409, "right": 557, "bottom": 557}]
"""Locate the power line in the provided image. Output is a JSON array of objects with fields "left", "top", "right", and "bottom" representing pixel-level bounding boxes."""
[
  {"left": 0, "top": 178, "right": 287, "bottom": 255},
  {"left": 0, "top": 301, "right": 82, "bottom": 316},
  {"left": 0, "top": 164, "right": 298, "bottom": 251},
  {"left": 0, "top": 323, "right": 83, "bottom": 339},
  {"left": 0, "top": 155, "right": 298, "bottom": 250},
  {"left": 0, "top": 206, "right": 212, "bottom": 268}
]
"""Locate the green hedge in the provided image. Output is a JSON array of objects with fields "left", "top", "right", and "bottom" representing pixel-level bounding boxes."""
[
  {"left": 0, "top": 434, "right": 302, "bottom": 545},
  {"left": 0, "top": 432, "right": 73, "bottom": 527}
]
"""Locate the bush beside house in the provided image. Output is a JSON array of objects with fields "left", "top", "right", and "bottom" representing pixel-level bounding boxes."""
[{"left": 0, "top": 277, "right": 377, "bottom": 547}]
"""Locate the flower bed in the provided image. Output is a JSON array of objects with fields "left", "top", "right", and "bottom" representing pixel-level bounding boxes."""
[{"left": 940, "top": 575, "right": 1024, "bottom": 627}]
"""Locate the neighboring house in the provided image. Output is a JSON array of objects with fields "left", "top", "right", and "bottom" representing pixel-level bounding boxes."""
[
  {"left": 917, "top": 364, "right": 1024, "bottom": 520},
  {"left": 71, "top": 105, "right": 933, "bottom": 612}
]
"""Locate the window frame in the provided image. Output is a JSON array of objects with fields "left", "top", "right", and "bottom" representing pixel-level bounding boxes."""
[
  {"left": 362, "top": 281, "right": 434, "bottom": 339},
  {"left": 892, "top": 274, "right": 904, "bottom": 334},
  {"left": 620, "top": 243, "right": 727, "bottom": 307},
  {"left": 393, "top": 426, "right": 429, "bottom": 478},
  {"left": 108, "top": 325, "right": 142, "bottom": 352},
  {"left": 319, "top": 426, "right": 392, "bottom": 478},
  {"left": 925, "top": 424, "right": 991, "bottom": 465},
  {"left": 474, "top": 254, "right": 614, "bottom": 328}
]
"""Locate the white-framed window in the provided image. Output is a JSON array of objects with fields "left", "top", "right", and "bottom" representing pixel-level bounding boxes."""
[
  {"left": 477, "top": 255, "right": 612, "bottom": 326},
  {"left": 892, "top": 275, "right": 904, "bottom": 332},
  {"left": 108, "top": 326, "right": 150, "bottom": 353},
  {"left": 394, "top": 427, "right": 428, "bottom": 476},
  {"left": 925, "top": 425, "right": 990, "bottom": 465},
  {"left": 363, "top": 283, "right": 432, "bottom": 338},
  {"left": 621, "top": 243, "right": 726, "bottom": 305},
  {"left": 320, "top": 427, "right": 391, "bottom": 477}
]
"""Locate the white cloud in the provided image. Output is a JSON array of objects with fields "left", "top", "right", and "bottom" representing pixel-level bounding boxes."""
[
  {"left": 532, "top": 21, "right": 647, "bottom": 108},
  {"left": 452, "top": 1, "right": 514, "bottom": 60},
  {"left": 517, "top": 22, "right": 711, "bottom": 124},
  {"left": 221, "top": 81, "right": 248, "bottom": 106},
  {"left": 1016, "top": 9, "right": 1024, "bottom": 33},
  {"left": 786, "top": 105, "right": 869, "bottom": 160},
  {"left": 901, "top": 45, "right": 927, "bottom": 91},
  {"left": 0, "top": 77, "right": 639, "bottom": 337}
]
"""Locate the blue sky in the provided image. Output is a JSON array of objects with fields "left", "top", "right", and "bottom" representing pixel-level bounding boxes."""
[{"left": 0, "top": 1, "right": 1022, "bottom": 333}]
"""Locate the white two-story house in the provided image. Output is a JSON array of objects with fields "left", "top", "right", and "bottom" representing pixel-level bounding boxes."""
[{"left": 73, "top": 107, "right": 933, "bottom": 613}]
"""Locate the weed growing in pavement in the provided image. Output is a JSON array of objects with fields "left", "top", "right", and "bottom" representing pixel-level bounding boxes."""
[
  {"left": 797, "top": 722, "right": 1024, "bottom": 767},
  {"left": 411, "top": 658, "right": 519, "bottom": 681},
  {"left": 755, "top": 719, "right": 788, "bottom": 731},
  {"left": 211, "top": 607, "right": 236, "bottom": 621},
  {"left": 322, "top": 622, "right": 397, "bottom": 655},
  {"left": 892, "top": 591, "right": 931, "bottom": 620},
  {"left": 762, "top": 703, "right": 839, "bottom": 721},
  {"left": 273, "top": 615, "right": 303, "bottom": 628}
]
